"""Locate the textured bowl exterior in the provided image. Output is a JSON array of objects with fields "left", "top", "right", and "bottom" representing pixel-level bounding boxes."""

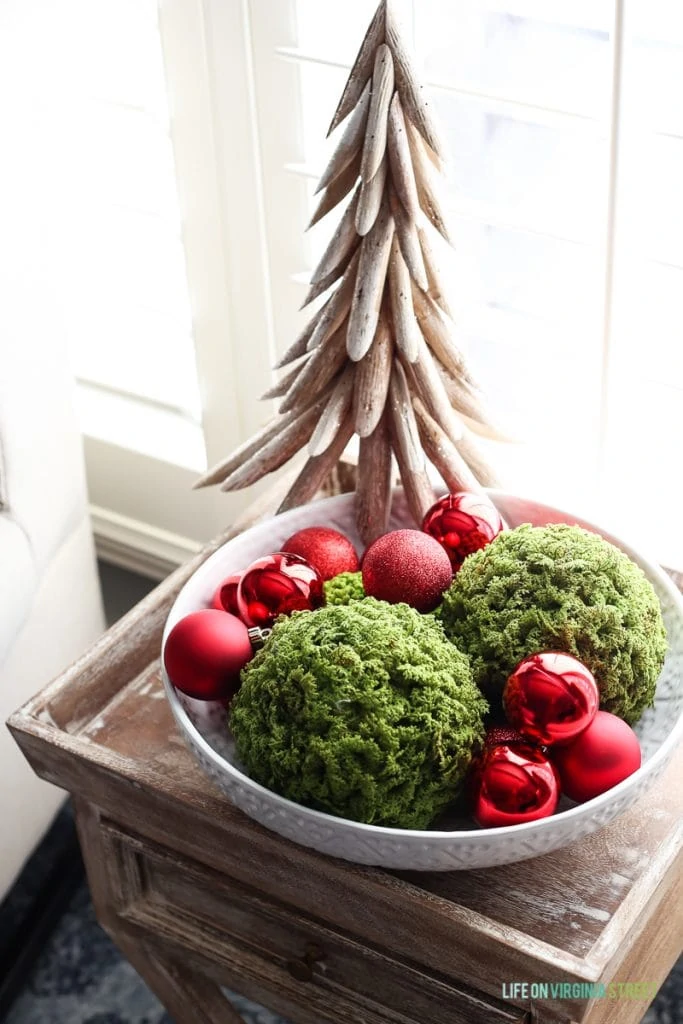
[{"left": 161, "top": 491, "right": 683, "bottom": 871}]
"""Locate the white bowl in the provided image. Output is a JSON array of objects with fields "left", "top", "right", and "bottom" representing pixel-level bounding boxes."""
[{"left": 161, "top": 491, "right": 683, "bottom": 871}]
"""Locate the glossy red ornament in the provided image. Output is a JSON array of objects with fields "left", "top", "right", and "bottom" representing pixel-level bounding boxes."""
[
  {"left": 472, "top": 742, "right": 561, "bottom": 828},
  {"left": 503, "top": 651, "right": 599, "bottom": 746},
  {"left": 551, "top": 711, "right": 641, "bottom": 803},
  {"left": 361, "top": 529, "right": 452, "bottom": 612},
  {"left": 422, "top": 492, "right": 505, "bottom": 571},
  {"left": 282, "top": 526, "right": 359, "bottom": 581},
  {"left": 237, "top": 552, "right": 324, "bottom": 628},
  {"left": 211, "top": 573, "right": 242, "bottom": 615},
  {"left": 484, "top": 725, "right": 529, "bottom": 750},
  {"left": 164, "top": 609, "right": 252, "bottom": 702}
]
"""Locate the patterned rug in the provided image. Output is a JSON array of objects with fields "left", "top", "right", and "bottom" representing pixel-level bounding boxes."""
[{"left": 3, "top": 876, "right": 681, "bottom": 1024}]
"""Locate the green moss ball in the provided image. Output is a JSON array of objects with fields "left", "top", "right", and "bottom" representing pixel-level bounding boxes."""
[
  {"left": 438, "top": 523, "right": 667, "bottom": 724},
  {"left": 230, "top": 599, "right": 488, "bottom": 828},
  {"left": 323, "top": 571, "right": 365, "bottom": 606}
]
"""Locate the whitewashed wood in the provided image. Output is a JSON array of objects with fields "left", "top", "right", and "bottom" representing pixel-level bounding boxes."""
[
  {"left": 305, "top": 187, "right": 361, "bottom": 294},
  {"left": 360, "top": 45, "right": 395, "bottom": 183},
  {"left": 385, "top": 2, "right": 444, "bottom": 161},
  {"left": 307, "top": 249, "right": 360, "bottom": 352},
  {"left": 309, "top": 365, "right": 355, "bottom": 456},
  {"left": 388, "top": 235, "right": 419, "bottom": 362},
  {"left": 388, "top": 361, "right": 423, "bottom": 473},
  {"left": 456, "top": 431, "right": 500, "bottom": 488},
  {"left": 279, "top": 320, "right": 348, "bottom": 415},
  {"left": 413, "top": 398, "right": 482, "bottom": 494},
  {"left": 309, "top": 150, "right": 362, "bottom": 229},
  {"left": 347, "top": 200, "right": 395, "bottom": 361},
  {"left": 278, "top": 414, "right": 355, "bottom": 512},
  {"left": 327, "top": 1, "right": 386, "bottom": 137},
  {"left": 353, "top": 316, "right": 392, "bottom": 437},
  {"left": 387, "top": 94, "right": 421, "bottom": 221},
  {"left": 411, "top": 284, "right": 474, "bottom": 384},
  {"left": 390, "top": 423, "right": 435, "bottom": 527},
  {"left": 219, "top": 398, "right": 325, "bottom": 491},
  {"left": 316, "top": 80, "right": 371, "bottom": 194},
  {"left": 403, "top": 333, "right": 464, "bottom": 443},
  {"left": 389, "top": 189, "right": 428, "bottom": 291},
  {"left": 194, "top": 409, "right": 302, "bottom": 488},
  {"left": 406, "top": 121, "right": 451, "bottom": 243},
  {"left": 419, "top": 225, "right": 454, "bottom": 320},
  {"left": 356, "top": 155, "right": 388, "bottom": 236},
  {"left": 356, "top": 413, "right": 393, "bottom": 544},
  {"left": 437, "top": 362, "right": 512, "bottom": 442},
  {"left": 260, "top": 357, "right": 309, "bottom": 400}
]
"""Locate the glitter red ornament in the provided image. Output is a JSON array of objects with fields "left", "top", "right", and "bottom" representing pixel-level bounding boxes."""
[
  {"left": 503, "top": 651, "right": 599, "bottom": 747},
  {"left": 361, "top": 529, "right": 453, "bottom": 612},
  {"left": 237, "top": 551, "right": 324, "bottom": 628},
  {"left": 472, "top": 742, "right": 561, "bottom": 828},
  {"left": 211, "top": 573, "right": 242, "bottom": 615},
  {"left": 164, "top": 609, "right": 253, "bottom": 702},
  {"left": 282, "top": 526, "right": 359, "bottom": 581},
  {"left": 422, "top": 492, "right": 505, "bottom": 571},
  {"left": 551, "top": 711, "right": 641, "bottom": 803}
]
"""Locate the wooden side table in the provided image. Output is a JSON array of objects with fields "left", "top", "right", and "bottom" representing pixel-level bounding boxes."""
[{"left": 8, "top": 518, "right": 683, "bottom": 1024}]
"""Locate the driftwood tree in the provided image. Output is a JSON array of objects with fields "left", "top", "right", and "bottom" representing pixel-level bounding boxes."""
[{"left": 196, "top": 0, "right": 503, "bottom": 544}]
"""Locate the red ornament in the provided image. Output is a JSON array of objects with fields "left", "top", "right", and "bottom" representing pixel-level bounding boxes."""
[
  {"left": 211, "top": 573, "right": 242, "bottom": 615},
  {"left": 472, "top": 743, "right": 561, "bottom": 828},
  {"left": 282, "top": 526, "right": 359, "bottom": 581},
  {"left": 164, "top": 609, "right": 253, "bottom": 702},
  {"left": 422, "top": 492, "right": 505, "bottom": 571},
  {"left": 503, "top": 652, "right": 599, "bottom": 746},
  {"left": 361, "top": 529, "right": 452, "bottom": 612},
  {"left": 485, "top": 725, "right": 529, "bottom": 750},
  {"left": 551, "top": 711, "right": 641, "bottom": 803},
  {"left": 237, "top": 552, "right": 324, "bottom": 627}
]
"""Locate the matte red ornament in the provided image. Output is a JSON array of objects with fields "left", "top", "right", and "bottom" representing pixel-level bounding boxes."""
[
  {"left": 484, "top": 725, "right": 529, "bottom": 750},
  {"left": 164, "top": 609, "right": 253, "bottom": 702},
  {"left": 503, "top": 651, "right": 599, "bottom": 746},
  {"left": 422, "top": 492, "right": 505, "bottom": 571},
  {"left": 551, "top": 710, "right": 641, "bottom": 803},
  {"left": 237, "top": 551, "right": 324, "bottom": 628},
  {"left": 361, "top": 529, "right": 452, "bottom": 612},
  {"left": 472, "top": 742, "right": 561, "bottom": 828},
  {"left": 282, "top": 526, "right": 359, "bottom": 581},
  {"left": 211, "top": 573, "right": 242, "bottom": 615}
]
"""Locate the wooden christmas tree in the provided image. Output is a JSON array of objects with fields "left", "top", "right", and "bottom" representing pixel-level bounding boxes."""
[{"left": 196, "top": 0, "right": 504, "bottom": 544}]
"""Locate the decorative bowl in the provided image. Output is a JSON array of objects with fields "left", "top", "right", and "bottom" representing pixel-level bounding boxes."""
[{"left": 161, "top": 490, "right": 683, "bottom": 871}]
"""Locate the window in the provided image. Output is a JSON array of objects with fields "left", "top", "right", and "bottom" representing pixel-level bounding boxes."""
[{"left": 49, "top": 1, "right": 683, "bottom": 569}]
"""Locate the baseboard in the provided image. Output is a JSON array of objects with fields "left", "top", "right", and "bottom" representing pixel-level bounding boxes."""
[{"left": 90, "top": 505, "right": 202, "bottom": 581}]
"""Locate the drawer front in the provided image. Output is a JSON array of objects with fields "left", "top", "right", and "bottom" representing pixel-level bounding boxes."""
[{"left": 103, "top": 822, "right": 527, "bottom": 1024}]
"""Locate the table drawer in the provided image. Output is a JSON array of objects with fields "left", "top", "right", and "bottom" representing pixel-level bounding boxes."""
[{"left": 103, "top": 821, "right": 527, "bottom": 1024}]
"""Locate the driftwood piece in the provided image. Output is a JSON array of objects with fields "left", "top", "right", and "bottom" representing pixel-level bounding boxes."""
[
  {"left": 356, "top": 412, "right": 393, "bottom": 544},
  {"left": 385, "top": 3, "right": 444, "bottom": 161},
  {"left": 412, "top": 284, "right": 474, "bottom": 384},
  {"left": 309, "top": 150, "right": 362, "bottom": 229},
  {"left": 353, "top": 316, "right": 392, "bottom": 437},
  {"left": 316, "top": 80, "right": 371, "bottom": 195},
  {"left": 360, "top": 45, "right": 395, "bottom": 183},
  {"left": 437, "top": 362, "right": 512, "bottom": 442},
  {"left": 260, "top": 356, "right": 309, "bottom": 400},
  {"left": 304, "top": 187, "right": 362, "bottom": 303},
  {"left": 309, "top": 364, "right": 355, "bottom": 456},
  {"left": 278, "top": 413, "right": 355, "bottom": 512},
  {"left": 406, "top": 121, "right": 452, "bottom": 243},
  {"left": 327, "top": 1, "right": 386, "bottom": 136},
  {"left": 413, "top": 397, "right": 482, "bottom": 494},
  {"left": 388, "top": 361, "right": 423, "bottom": 474},
  {"left": 389, "top": 189, "right": 428, "bottom": 291},
  {"left": 404, "top": 333, "right": 464, "bottom": 443},
  {"left": 419, "top": 225, "right": 454, "bottom": 320},
  {"left": 275, "top": 301, "right": 329, "bottom": 369},
  {"left": 307, "top": 248, "right": 360, "bottom": 352},
  {"left": 456, "top": 430, "right": 500, "bottom": 488},
  {"left": 220, "top": 397, "right": 326, "bottom": 492},
  {"left": 388, "top": 235, "right": 419, "bottom": 362},
  {"left": 279, "top": 320, "right": 348, "bottom": 415},
  {"left": 347, "top": 199, "right": 395, "bottom": 361},
  {"left": 389, "top": 420, "right": 435, "bottom": 527},
  {"left": 356, "top": 155, "right": 388, "bottom": 236},
  {"left": 387, "top": 94, "right": 420, "bottom": 221}
]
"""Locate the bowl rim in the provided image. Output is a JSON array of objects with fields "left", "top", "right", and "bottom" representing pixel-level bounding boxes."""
[{"left": 161, "top": 489, "right": 683, "bottom": 842}]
